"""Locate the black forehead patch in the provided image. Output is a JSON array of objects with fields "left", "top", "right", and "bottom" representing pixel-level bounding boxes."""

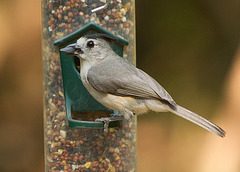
[{"left": 83, "top": 33, "right": 118, "bottom": 43}]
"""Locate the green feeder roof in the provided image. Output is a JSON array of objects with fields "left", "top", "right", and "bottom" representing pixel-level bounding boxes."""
[{"left": 54, "top": 22, "right": 128, "bottom": 47}]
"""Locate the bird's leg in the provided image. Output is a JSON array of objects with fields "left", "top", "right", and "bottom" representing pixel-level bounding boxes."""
[
  {"left": 95, "top": 113, "right": 124, "bottom": 132},
  {"left": 123, "top": 110, "right": 134, "bottom": 120},
  {"left": 95, "top": 117, "right": 110, "bottom": 132}
]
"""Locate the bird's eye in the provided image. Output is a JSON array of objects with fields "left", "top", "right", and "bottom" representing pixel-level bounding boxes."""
[{"left": 86, "top": 40, "right": 94, "bottom": 48}]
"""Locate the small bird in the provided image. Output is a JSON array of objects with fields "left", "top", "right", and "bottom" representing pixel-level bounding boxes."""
[{"left": 61, "top": 33, "right": 226, "bottom": 137}]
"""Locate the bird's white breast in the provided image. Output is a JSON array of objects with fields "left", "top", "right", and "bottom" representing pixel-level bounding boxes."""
[{"left": 79, "top": 60, "right": 117, "bottom": 109}]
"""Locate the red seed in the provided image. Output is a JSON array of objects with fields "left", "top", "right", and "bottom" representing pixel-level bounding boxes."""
[
  {"left": 93, "top": 161, "right": 99, "bottom": 167},
  {"left": 78, "top": 155, "right": 83, "bottom": 161},
  {"left": 50, "top": 24, "right": 55, "bottom": 29},
  {"left": 68, "top": 12, "right": 73, "bottom": 18},
  {"left": 48, "top": 20, "right": 52, "bottom": 25},
  {"left": 48, "top": 4, "right": 52, "bottom": 9},
  {"left": 66, "top": 1, "right": 70, "bottom": 6},
  {"left": 58, "top": 14, "right": 62, "bottom": 20}
]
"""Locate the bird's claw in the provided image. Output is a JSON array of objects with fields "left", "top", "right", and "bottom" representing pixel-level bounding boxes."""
[
  {"left": 95, "top": 114, "right": 124, "bottom": 132},
  {"left": 110, "top": 113, "right": 124, "bottom": 119}
]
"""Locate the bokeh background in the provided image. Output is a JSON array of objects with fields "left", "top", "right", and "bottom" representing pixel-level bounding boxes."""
[{"left": 0, "top": 0, "right": 240, "bottom": 171}]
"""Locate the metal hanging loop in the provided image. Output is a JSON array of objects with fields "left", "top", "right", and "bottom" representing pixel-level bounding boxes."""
[{"left": 91, "top": 0, "right": 110, "bottom": 13}]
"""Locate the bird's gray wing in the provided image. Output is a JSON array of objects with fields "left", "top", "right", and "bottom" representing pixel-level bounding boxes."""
[
  {"left": 136, "top": 68, "right": 176, "bottom": 107},
  {"left": 87, "top": 57, "right": 176, "bottom": 107}
]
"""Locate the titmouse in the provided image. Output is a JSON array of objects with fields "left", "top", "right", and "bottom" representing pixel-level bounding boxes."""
[{"left": 60, "top": 34, "right": 226, "bottom": 137}]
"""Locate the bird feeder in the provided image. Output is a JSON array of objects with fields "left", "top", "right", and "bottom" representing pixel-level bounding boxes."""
[
  {"left": 42, "top": 0, "right": 136, "bottom": 171},
  {"left": 54, "top": 23, "right": 128, "bottom": 130}
]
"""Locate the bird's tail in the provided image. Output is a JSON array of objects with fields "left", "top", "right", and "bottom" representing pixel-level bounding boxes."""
[{"left": 170, "top": 105, "right": 226, "bottom": 137}]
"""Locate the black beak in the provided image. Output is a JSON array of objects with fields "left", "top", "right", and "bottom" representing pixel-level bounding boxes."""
[{"left": 60, "top": 43, "right": 83, "bottom": 56}]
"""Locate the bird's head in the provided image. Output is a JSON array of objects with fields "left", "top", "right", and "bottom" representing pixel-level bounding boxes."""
[{"left": 60, "top": 34, "right": 117, "bottom": 61}]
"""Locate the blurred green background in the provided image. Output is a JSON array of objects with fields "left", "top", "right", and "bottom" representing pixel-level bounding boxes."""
[{"left": 0, "top": 0, "right": 240, "bottom": 171}]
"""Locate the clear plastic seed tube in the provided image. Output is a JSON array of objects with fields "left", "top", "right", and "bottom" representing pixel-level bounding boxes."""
[{"left": 42, "top": 0, "right": 136, "bottom": 171}]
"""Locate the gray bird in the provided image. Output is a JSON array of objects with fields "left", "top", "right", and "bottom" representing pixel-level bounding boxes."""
[{"left": 61, "top": 34, "right": 226, "bottom": 137}]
